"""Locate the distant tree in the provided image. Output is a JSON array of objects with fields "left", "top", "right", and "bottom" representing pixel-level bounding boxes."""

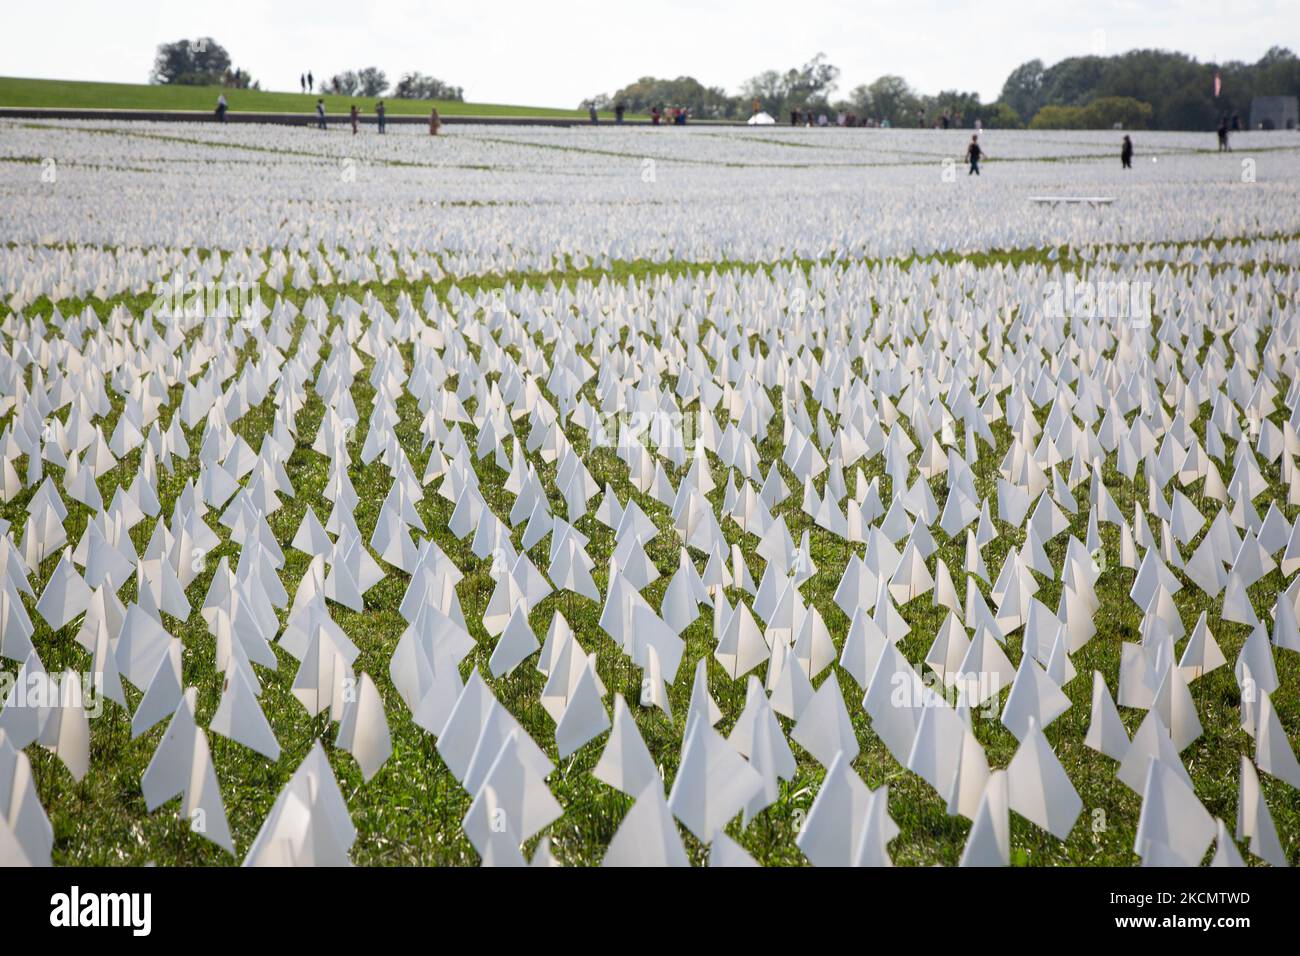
[
  {"left": 998, "top": 47, "right": 1300, "bottom": 130},
  {"left": 1082, "top": 96, "right": 1153, "bottom": 129},
  {"left": 739, "top": 69, "right": 787, "bottom": 116},
  {"left": 1256, "top": 46, "right": 1300, "bottom": 97},
  {"left": 784, "top": 53, "right": 840, "bottom": 112},
  {"left": 1159, "top": 87, "right": 1217, "bottom": 130},
  {"left": 855, "top": 75, "right": 920, "bottom": 125},
  {"left": 999, "top": 59, "right": 1045, "bottom": 122},
  {"left": 739, "top": 53, "right": 840, "bottom": 118},
  {"left": 1039, "top": 55, "right": 1109, "bottom": 108},
  {"left": 392, "top": 72, "right": 464, "bottom": 101},
  {"left": 1028, "top": 105, "right": 1087, "bottom": 130},
  {"left": 222, "top": 68, "right": 256, "bottom": 90},
  {"left": 1027, "top": 96, "right": 1152, "bottom": 130},
  {"left": 150, "top": 37, "right": 233, "bottom": 86},
  {"left": 357, "top": 67, "right": 388, "bottom": 97},
  {"left": 329, "top": 71, "right": 360, "bottom": 96},
  {"left": 606, "top": 76, "right": 738, "bottom": 118},
  {"left": 932, "top": 89, "right": 983, "bottom": 125},
  {"left": 975, "top": 101, "right": 1023, "bottom": 129}
]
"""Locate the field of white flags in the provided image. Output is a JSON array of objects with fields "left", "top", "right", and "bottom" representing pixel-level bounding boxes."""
[{"left": 1, "top": 119, "right": 1300, "bottom": 867}]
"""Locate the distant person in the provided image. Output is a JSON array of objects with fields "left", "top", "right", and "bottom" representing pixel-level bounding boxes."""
[
  {"left": 651, "top": 105, "right": 661, "bottom": 125},
  {"left": 589, "top": 104, "right": 598, "bottom": 124},
  {"left": 614, "top": 102, "right": 625, "bottom": 124},
  {"left": 300, "top": 73, "right": 306, "bottom": 93},
  {"left": 429, "top": 107, "right": 441, "bottom": 135},
  {"left": 1217, "top": 117, "right": 1229, "bottom": 151},
  {"left": 350, "top": 104, "right": 359, "bottom": 134},
  {"left": 315, "top": 98, "right": 326, "bottom": 130},
  {"left": 1121, "top": 134, "right": 1133, "bottom": 169},
  {"left": 215, "top": 93, "right": 228, "bottom": 123},
  {"left": 307, "top": 71, "right": 314, "bottom": 93},
  {"left": 376, "top": 100, "right": 386, "bottom": 134},
  {"left": 790, "top": 110, "right": 799, "bottom": 126},
  {"left": 941, "top": 112, "right": 951, "bottom": 130},
  {"left": 966, "top": 134, "right": 983, "bottom": 175}
]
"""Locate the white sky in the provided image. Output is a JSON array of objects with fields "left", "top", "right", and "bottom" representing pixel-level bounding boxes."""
[{"left": 2, "top": 0, "right": 1292, "bottom": 108}]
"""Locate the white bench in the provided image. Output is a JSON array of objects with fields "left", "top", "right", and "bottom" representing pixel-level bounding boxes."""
[{"left": 1028, "top": 196, "right": 1116, "bottom": 207}]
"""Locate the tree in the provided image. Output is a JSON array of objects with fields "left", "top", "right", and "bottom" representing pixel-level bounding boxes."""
[
  {"left": 785, "top": 53, "right": 841, "bottom": 112},
  {"left": 329, "top": 71, "right": 360, "bottom": 96},
  {"left": 1026, "top": 97, "right": 1152, "bottom": 130},
  {"left": 932, "top": 90, "right": 983, "bottom": 125},
  {"left": 357, "top": 67, "right": 388, "bottom": 97},
  {"left": 1082, "top": 96, "right": 1153, "bottom": 129},
  {"left": 1160, "top": 88, "right": 1216, "bottom": 130},
  {"left": 392, "top": 72, "right": 464, "bottom": 101},
  {"left": 860, "top": 75, "right": 920, "bottom": 125},
  {"left": 999, "top": 59, "right": 1045, "bottom": 123},
  {"left": 976, "top": 102, "right": 1023, "bottom": 129},
  {"left": 222, "top": 68, "right": 256, "bottom": 90},
  {"left": 606, "top": 76, "right": 738, "bottom": 118},
  {"left": 1039, "top": 55, "right": 1109, "bottom": 108},
  {"left": 738, "top": 69, "right": 787, "bottom": 117},
  {"left": 738, "top": 54, "right": 841, "bottom": 119},
  {"left": 150, "top": 37, "right": 232, "bottom": 86},
  {"left": 1029, "top": 105, "right": 1087, "bottom": 130},
  {"left": 997, "top": 47, "right": 1300, "bottom": 130}
]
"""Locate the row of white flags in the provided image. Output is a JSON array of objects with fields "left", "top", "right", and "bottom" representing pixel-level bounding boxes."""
[{"left": 2, "top": 254, "right": 1298, "bottom": 865}]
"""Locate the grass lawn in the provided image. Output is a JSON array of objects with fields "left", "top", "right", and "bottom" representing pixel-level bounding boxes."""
[{"left": 0, "top": 76, "right": 596, "bottom": 118}]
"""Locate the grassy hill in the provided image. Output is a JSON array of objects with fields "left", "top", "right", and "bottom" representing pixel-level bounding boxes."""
[{"left": 0, "top": 76, "right": 593, "bottom": 118}]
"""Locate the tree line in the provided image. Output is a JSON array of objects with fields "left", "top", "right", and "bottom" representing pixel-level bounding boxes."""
[
  {"left": 148, "top": 37, "right": 1300, "bottom": 125},
  {"left": 150, "top": 39, "right": 464, "bottom": 101},
  {"left": 586, "top": 47, "right": 1300, "bottom": 129}
]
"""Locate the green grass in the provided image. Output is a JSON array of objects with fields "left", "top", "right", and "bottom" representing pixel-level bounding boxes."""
[
  {"left": 0, "top": 76, "right": 594, "bottom": 119},
  {"left": 4, "top": 237, "right": 1299, "bottom": 867}
]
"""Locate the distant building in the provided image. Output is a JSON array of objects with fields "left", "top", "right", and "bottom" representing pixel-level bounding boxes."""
[{"left": 1250, "top": 96, "right": 1298, "bottom": 131}]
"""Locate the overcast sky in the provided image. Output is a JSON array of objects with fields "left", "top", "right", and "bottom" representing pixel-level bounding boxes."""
[{"left": 3, "top": 0, "right": 1293, "bottom": 107}]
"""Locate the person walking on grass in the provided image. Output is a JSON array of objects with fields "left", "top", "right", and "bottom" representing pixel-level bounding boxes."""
[
  {"left": 307, "top": 71, "right": 314, "bottom": 93},
  {"left": 966, "top": 134, "right": 983, "bottom": 175},
  {"left": 316, "top": 98, "right": 326, "bottom": 130},
  {"left": 350, "top": 104, "right": 359, "bottom": 135},
  {"left": 429, "top": 107, "right": 441, "bottom": 135},
  {"left": 1121, "top": 134, "right": 1133, "bottom": 169},
  {"left": 215, "top": 93, "right": 228, "bottom": 123},
  {"left": 376, "top": 100, "right": 386, "bottom": 134}
]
